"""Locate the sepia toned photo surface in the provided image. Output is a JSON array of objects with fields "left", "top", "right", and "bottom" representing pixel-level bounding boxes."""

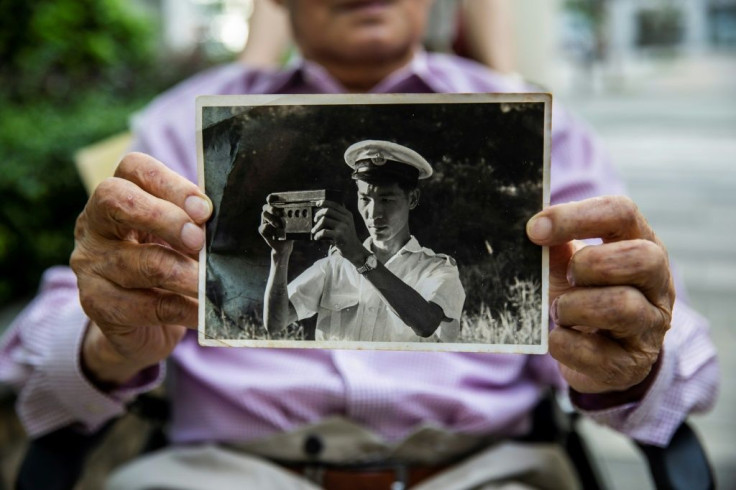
[{"left": 197, "top": 93, "right": 550, "bottom": 353}]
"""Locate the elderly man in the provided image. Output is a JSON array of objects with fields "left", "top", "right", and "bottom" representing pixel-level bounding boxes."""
[
  {"left": 260, "top": 140, "right": 465, "bottom": 342},
  {"left": 0, "top": 1, "right": 718, "bottom": 489}
]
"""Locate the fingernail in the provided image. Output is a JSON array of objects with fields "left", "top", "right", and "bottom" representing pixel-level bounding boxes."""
[
  {"left": 185, "top": 195, "right": 212, "bottom": 222},
  {"left": 527, "top": 216, "right": 552, "bottom": 241},
  {"left": 181, "top": 222, "right": 204, "bottom": 250},
  {"left": 550, "top": 297, "right": 560, "bottom": 325},
  {"left": 566, "top": 265, "right": 576, "bottom": 286}
]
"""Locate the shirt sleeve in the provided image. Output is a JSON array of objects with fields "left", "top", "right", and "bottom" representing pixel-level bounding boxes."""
[
  {"left": 572, "top": 298, "right": 718, "bottom": 447},
  {"left": 416, "top": 257, "right": 466, "bottom": 322},
  {"left": 0, "top": 66, "right": 248, "bottom": 438},
  {"left": 0, "top": 267, "right": 163, "bottom": 438},
  {"left": 287, "top": 258, "right": 329, "bottom": 321},
  {"left": 548, "top": 106, "right": 719, "bottom": 447},
  {"left": 0, "top": 122, "right": 177, "bottom": 438}
]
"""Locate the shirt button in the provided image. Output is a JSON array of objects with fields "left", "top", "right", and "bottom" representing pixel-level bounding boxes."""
[{"left": 303, "top": 434, "right": 324, "bottom": 458}]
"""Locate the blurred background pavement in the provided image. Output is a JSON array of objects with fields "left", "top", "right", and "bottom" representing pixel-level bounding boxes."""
[{"left": 561, "top": 51, "right": 736, "bottom": 490}]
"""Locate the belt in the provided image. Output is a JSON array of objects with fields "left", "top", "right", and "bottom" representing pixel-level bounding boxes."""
[
  {"left": 227, "top": 417, "right": 495, "bottom": 465},
  {"left": 282, "top": 461, "right": 450, "bottom": 490}
]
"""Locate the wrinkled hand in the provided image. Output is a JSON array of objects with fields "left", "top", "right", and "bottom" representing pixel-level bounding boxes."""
[
  {"left": 258, "top": 200, "right": 294, "bottom": 255},
  {"left": 70, "top": 153, "right": 212, "bottom": 386},
  {"left": 312, "top": 200, "right": 365, "bottom": 263},
  {"left": 527, "top": 196, "right": 674, "bottom": 394}
]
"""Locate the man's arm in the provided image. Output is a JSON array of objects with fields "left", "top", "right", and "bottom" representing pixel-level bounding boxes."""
[
  {"left": 263, "top": 251, "right": 297, "bottom": 334},
  {"left": 359, "top": 260, "right": 447, "bottom": 338},
  {"left": 0, "top": 153, "right": 207, "bottom": 436},
  {"left": 528, "top": 196, "right": 672, "bottom": 393},
  {"left": 0, "top": 267, "right": 162, "bottom": 437},
  {"left": 527, "top": 196, "right": 718, "bottom": 446},
  {"left": 311, "top": 201, "right": 446, "bottom": 338},
  {"left": 531, "top": 104, "right": 719, "bottom": 446},
  {"left": 70, "top": 153, "right": 211, "bottom": 388},
  {"left": 259, "top": 202, "right": 298, "bottom": 333},
  {"left": 528, "top": 196, "right": 717, "bottom": 444}
]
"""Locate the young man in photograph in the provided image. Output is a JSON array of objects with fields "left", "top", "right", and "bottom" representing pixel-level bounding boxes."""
[
  {"left": 259, "top": 140, "right": 465, "bottom": 342},
  {"left": 0, "top": 1, "right": 717, "bottom": 488}
]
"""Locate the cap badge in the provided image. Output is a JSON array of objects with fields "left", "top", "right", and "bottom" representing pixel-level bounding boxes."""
[{"left": 370, "top": 153, "right": 387, "bottom": 165}]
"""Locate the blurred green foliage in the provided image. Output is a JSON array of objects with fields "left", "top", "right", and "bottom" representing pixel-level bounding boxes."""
[
  {"left": 0, "top": 94, "right": 147, "bottom": 303},
  {"left": 0, "top": 0, "right": 205, "bottom": 305},
  {"left": 0, "top": 0, "right": 156, "bottom": 101},
  {"left": 564, "top": 0, "right": 606, "bottom": 24}
]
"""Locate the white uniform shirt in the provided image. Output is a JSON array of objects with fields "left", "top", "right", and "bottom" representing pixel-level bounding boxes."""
[{"left": 288, "top": 237, "right": 466, "bottom": 342}]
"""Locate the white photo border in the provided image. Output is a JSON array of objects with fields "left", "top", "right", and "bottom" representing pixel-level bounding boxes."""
[{"left": 197, "top": 93, "right": 551, "bottom": 354}]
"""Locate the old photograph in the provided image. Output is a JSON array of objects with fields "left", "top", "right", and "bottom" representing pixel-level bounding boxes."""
[{"left": 197, "top": 93, "right": 550, "bottom": 353}]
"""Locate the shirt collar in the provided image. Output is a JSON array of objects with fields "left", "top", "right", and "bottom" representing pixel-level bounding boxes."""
[
  {"left": 270, "top": 50, "right": 438, "bottom": 95},
  {"left": 258, "top": 62, "right": 306, "bottom": 94},
  {"left": 256, "top": 49, "right": 521, "bottom": 97},
  {"left": 361, "top": 235, "right": 424, "bottom": 255}
]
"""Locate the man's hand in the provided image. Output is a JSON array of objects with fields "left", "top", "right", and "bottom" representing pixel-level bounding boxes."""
[
  {"left": 527, "top": 196, "right": 674, "bottom": 394},
  {"left": 312, "top": 200, "right": 365, "bottom": 264},
  {"left": 259, "top": 200, "right": 294, "bottom": 256},
  {"left": 70, "top": 153, "right": 212, "bottom": 388}
]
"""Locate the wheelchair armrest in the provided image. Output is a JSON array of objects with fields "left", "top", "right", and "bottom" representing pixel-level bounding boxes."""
[
  {"left": 524, "top": 391, "right": 716, "bottom": 490},
  {"left": 635, "top": 421, "right": 715, "bottom": 490},
  {"left": 14, "top": 393, "right": 169, "bottom": 490},
  {"left": 15, "top": 421, "right": 115, "bottom": 490}
]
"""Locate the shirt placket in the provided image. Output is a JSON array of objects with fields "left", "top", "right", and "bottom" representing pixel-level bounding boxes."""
[{"left": 358, "top": 275, "right": 381, "bottom": 340}]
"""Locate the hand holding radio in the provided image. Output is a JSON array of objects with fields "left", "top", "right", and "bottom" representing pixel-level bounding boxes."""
[
  {"left": 312, "top": 200, "right": 366, "bottom": 265},
  {"left": 259, "top": 200, "right": 294, "bottom": 256},
  {"left": 260, "top": 191, "right": 365, "bottom": 264}
]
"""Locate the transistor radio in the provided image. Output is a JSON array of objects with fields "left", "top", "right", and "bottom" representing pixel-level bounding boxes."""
[{"left": 267, "top": 189, "right": 344, "bottom": 240}]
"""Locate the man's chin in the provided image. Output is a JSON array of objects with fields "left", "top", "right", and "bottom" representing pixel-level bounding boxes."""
[
  {"left": 327, "top": 31, "right": 415, "bottom": 62},
  {"left": 369, "top": 229, "right": 391, "bottom": 241},
  {"left": 367, "top": 230, "right": 381, "bottom": 240}
]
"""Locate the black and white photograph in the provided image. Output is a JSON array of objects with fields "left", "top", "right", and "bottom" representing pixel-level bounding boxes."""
[{"left": 198, "top": 93, "right": 550, "bottom": 353}]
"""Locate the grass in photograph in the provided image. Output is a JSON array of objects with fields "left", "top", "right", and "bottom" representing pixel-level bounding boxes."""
[
  {"left": 205, "top": 298, "right": 307, "bottom": 341},
  {"left": 206, "top": 275, "right": 541, "bottom": 346},
  {"left": 458, "top": 277, "right": 542, "bottom": 345}
]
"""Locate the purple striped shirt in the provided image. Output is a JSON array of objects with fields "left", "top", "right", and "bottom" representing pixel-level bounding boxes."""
[{"left": 0, "top": 52, "right": 718, "bottom": 447}]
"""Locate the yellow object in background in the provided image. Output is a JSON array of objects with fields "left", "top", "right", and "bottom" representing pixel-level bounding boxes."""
[{"left": 74, "top": 132, "right": 133, "bottom": 195}]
